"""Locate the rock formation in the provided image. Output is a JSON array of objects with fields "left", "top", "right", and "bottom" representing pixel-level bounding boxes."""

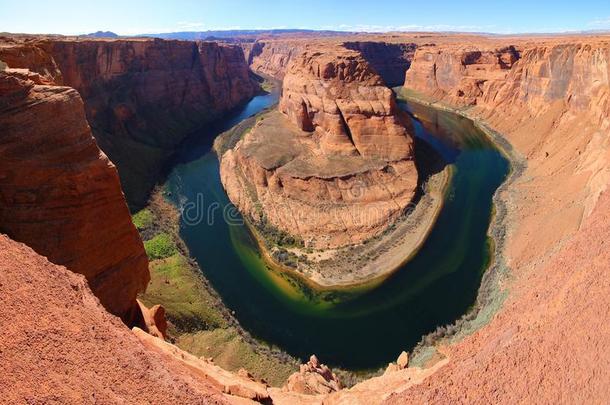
[
  {"left": 137, "top": 299, "right": 169, "bottom": 340},
  {"left": 0, "top": 68, "right": 149, "bottom": 321},
  {"left": 243, "top": 39, "right": 306, "bottom": 79},
  {"left": 0, "top": 233, "right": 254, "bottom": 404},
  {"left": 1, "top": 38, "right": 259, "bottom": 207},
  {"left": 405, "top": 44, "right": 521, "bottom": 106},
  {"left": 283, "top": 355, "right": 341, "bottom": 395},
  {"left": 220, "top": 46, "right": 418, "bottom": 249}
]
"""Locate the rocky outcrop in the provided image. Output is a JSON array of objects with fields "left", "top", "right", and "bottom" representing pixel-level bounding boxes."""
[
  {"left": 137, "top": 299, "right": 168, "bottom": 340},
  {"left": 344, "top": 41, "right": 417, "bottom": 86},
  {"left": 221, "top": 46, "right": 418, "bottom": 249},
  {"left": 283, "top": 355, "right": 341, "bottom": 395},
  {"left": 0, "top": 68, "right": 149, "bottom": 321},
  {"left": 0, "top": 233, "right": 241, "bottom": 404},
  {"left": 1, "top": 38, "right": 259, "bottom": 208},
  {"left": 280, "top": 48, "right": 414, "bottom": 160}
]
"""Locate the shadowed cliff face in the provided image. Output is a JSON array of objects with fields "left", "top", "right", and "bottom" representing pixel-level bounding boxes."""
[
  {"left": 0, "top": 68, "right": 149, "bottom": 321},
  {"left": 0, "top": 39, "right": 259, "bottom": 208},
  {"left": 221, "top": 46, "right": 418, "bottom": 249},
  {"left": 343, "top": 41, "right": 417, "bottom": 87},
  {"left": 241, "top": 40, "right": 306, "bottom": 79},
  {"left": 43, "top": 39, "right": 258, "bottom": 208}
]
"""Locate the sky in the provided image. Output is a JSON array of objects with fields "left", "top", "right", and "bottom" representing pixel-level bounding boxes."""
[{"left": 1, "top": 0, "right": 610, "bottom": 35}]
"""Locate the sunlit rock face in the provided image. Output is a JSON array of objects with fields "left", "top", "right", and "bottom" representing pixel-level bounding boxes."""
[{"left": 0, "top": 68, "right": 149, "bottom": 321}]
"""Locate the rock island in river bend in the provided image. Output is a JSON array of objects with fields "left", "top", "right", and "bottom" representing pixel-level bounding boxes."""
[{"left": 219, "top": 44, "right": 450, "bottom": 287}]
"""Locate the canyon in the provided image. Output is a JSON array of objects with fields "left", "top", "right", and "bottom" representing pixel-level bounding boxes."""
[
  {"left": 1, "top": 31, "right": 609, "bottom": 404},
  {"left": 1, "top": 36, "right": 258, "bottom": 208}
]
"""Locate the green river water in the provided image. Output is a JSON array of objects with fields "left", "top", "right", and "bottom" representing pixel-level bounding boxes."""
[{"left": 165, "top": 88, "right": 509, "bottom": 370}]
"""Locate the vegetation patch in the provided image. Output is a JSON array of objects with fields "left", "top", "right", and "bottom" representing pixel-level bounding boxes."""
[
  {"left": 132, "top": 208, "right": 154, "bottom": 230},
  {"left": 177, "top": 328, "right": 298, "bottom": 387},
  {"left": 136, "top": 189, "right": 301, "bottom": 386},
  {"left": 144, "top": 232, "right": 178, "bottom": 260},
  {"left": 140, "top": 253, "right": 227, "bottom": 332}
]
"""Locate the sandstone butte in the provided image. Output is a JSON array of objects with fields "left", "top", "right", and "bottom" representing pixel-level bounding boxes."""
[
  {"left": 0, "top": 37, "right": 258, "bottom": 208},
  {"left": 1, "top": 32, "right": 609, "bottom": 404},
  {"left": 220, "top": 45, "right": 419, "bottom": 251}
]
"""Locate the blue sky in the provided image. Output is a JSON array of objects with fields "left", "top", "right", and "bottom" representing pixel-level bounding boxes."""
[{"left": 1, "top": 0, "right": 609, "bottom": 35}]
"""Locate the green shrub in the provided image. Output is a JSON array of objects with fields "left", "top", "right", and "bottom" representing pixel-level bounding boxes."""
[
  {"left": 144, "top": 233, "right": 177, "bottom": 260},
  {"left": 132, "top": 209, "right": 154, "bottom": 230}
]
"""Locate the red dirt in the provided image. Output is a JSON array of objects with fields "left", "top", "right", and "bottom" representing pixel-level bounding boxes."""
[
  {"left": 0, "top": 234, "right": 227, "bottom": 404},
  {"left": 385, "top": 190, "right": 610, "bottom": 403}
]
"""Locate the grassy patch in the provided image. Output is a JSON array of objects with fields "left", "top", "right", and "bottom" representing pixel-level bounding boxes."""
[
  {"left": 132, "top": 208, "right": 154, "bottom": 230},
  {"left": 139, "top": 253, "right": 227, "bottom": 332},
  {"left": 177, "top": 328, "right": 297, "bottom": 387},
  {"left": 144, "top": 232, "right": 178, "bottom": 260}
]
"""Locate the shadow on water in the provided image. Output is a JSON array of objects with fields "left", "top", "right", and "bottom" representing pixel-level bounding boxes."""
[{"left": 164, "top": 89, "right": 510, "bottom": 370}]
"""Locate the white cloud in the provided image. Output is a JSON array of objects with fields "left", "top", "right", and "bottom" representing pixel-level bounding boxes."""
[{"left": 588, "top": 17, "right": 610, "bottom": 27}]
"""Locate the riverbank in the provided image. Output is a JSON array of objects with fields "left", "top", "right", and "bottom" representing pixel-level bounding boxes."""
[
  {"left": 135, "top": 189, "right": 301, "bottom": 386},
  {"left": 394, "top": 87, "right": 527, "bottom": 366}
]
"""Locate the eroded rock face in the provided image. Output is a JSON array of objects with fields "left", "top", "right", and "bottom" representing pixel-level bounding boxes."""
[
  {"left": 221, "top": 46, "right": 418, "bottom": 249},
  {"left": 344, "top": 41, "right": 417, "bottom": 86},
  {"left": 244, "top": 40, "right": 306, "bottom": 79},
  {"left": 0, "top": 69, "right": 149, "bottom": 321},
  {"left": 405, "top": 45, "right": 521, "bottom": 106},
  {"left": 1, "top": 39, "right": 259, "bottom": 208},
  {"left": 280, "top": 48, "right": 414, "bottom": 161}
]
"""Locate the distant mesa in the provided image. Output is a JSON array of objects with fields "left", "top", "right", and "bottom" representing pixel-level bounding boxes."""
[{"left": 84, "top": 31, "right": 119, "bottom": 38}]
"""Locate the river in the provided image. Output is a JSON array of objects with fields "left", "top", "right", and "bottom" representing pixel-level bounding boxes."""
[{"left": 165, "top": 87, "right": 509, "bottom": 370}]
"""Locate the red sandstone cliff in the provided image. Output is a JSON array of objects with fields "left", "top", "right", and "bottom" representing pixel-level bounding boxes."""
[
  {"left": 243, "top": 39, "right": 306, "bottom": 79},
  {"left": 343, "top": 41, "right": 417, "bottom": 87},
  {"left": 0, "top": 68, "right": 148, "bottom": 321},
  {"left": 1, "top": 38, "right": 259, "bottom": 207}
]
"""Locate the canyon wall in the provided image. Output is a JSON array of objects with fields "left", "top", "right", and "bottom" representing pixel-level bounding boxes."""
[
  {"left": 405, "top": 40, "right": 610, "bottom": 240},
  {"left": 343, "top": 41, "right": 417, "bottom": 86},
  {"left": 1, "top": 39, "right": 258, "bottom": 208},
  {"left": 242, "top": 39, "right": 306, "bottom": 79},
  {"left": 0, "top": 68, "right": 149, "bottom": 321},
  {"left": 221, "top": 46, "right": 418, "bottom": 249}
]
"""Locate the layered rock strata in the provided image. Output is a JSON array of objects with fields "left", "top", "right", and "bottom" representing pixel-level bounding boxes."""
[
  {"left": 1, "top": 38, "right": 258, "bottom": 207},
  {"left": 243, "top": 39, "right": 306, "bottom": 79},
  {"left": 221, "top": 47, "right": 418, "bottom": 250},
  {"left": 0, "top": 68, "right": 149, "bottom": 321}
]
